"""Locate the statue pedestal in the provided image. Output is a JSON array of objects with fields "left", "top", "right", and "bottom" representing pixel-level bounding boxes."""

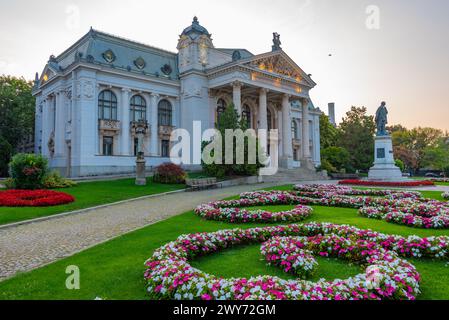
[
  {"left": 368, "top": 135, "right": 406, "bottom": 181},
  {"left": 135, "top": 154, "right": 147, "bottom": 186}
]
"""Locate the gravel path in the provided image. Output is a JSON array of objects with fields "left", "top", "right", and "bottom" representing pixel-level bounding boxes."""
[{"left": 0, "top": 182, "right": 289, "bottom": 281}]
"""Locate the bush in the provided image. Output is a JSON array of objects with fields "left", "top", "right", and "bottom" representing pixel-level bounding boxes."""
[
  {"left": 43, "top": 171, "right": 77, "bottom": 189},
  {"left": 8, "top": 153, "right": 48, "bottom": 189},
  {"left": 317, "top": 159, "right": 337, "bottom": 173},
  {"left": 201, "top": 103, "right": 265, "bottom": 178},
  {"left": 0, "top": 136, "right": 12, "bottom": 177},
  {"left": 321, "top": 147, "right": 352, "bottom": 172},
  {"left": 443, "top": 166, "right": 449, "bottom": 178},
  {"left": 153, "top": 163, "right": 187, "bottom": 184},
  {"left": 395, "top": 159, "right": 405, "bottom": 172}
]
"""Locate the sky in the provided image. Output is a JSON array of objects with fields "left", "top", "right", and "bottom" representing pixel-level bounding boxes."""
[{"left": 1, "top": 0, "right": 448, "bottom": 130}]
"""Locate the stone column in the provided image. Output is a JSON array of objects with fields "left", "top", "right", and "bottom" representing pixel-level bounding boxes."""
[
  {"left": 258, "top": 88, "right": 268, "bottom": 153},
  {"left": 41, "top": 98, "right": 50, "bottom": 157},
  {"left": 150, "top": 93, "right": 159, "bottom": 156},
  {"left": 232, "top": 81, "right": 242, "bottom": 115},
  {"left": 54, "top": 91, "right": 66, "bottom": 157},
  {"left": 301, "top": 98, "right": 312, "bottom": 165},
  {"left": 121, "top": 88, "right": 131, "bottom": 156},
  {"left": 281, "top": 94, "right": 293, "bottom": 168}
]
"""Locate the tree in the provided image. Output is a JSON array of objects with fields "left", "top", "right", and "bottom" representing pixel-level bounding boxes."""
[
  {"left": 319, "top": 113, "right": 339, "bottom": 149},
  {"left": 321, "top": 146, "right": 351, "bottom": 172},
  {"left": 0, "top": 136, "right": 12, "bottom": 176},
  {"left": 0, "top": 75, "right": 35, "bottom": 175},
  {"left": 391, "top": 126, "right": 444, "bottom": 171},
  {"left": 393, "top": 145, "right": 418, "bottom": 171},
  {"left": 202, "top": 103, "right": 265, "bottom": 178},
  {"left": 422, "top": 138, "right": 449, "bottom": 171},
  {"left": 337, "top": 106, "right": 375, "bottom": 171}
]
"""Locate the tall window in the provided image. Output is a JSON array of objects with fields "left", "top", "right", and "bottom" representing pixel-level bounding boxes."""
[
  {"left": 98, "top": 90, "right": 117, "bottom": 120},
  {"left": 292, "top": 120, "right": 298, "bottom": 139},
  {"left": 133, "top": 137, "right": 139, "bottom": 156},
  {"left": 130, "top": 95, "right": 146, "bottom": 122},
  {"left": 158, "top": 100, "right": 172, "bottom": 126},
  {"left": 161, "top": 140, "right": 170, "bottom": 157},
  {"left": 103, "top": 136, "right": 114, "bottom": 156},
  {"left": 216, "top": 99, "right": 226, "bottom": 124},
  {"left": 242, "top": 105, "right": 251, "bottom": 129},
  {"left": 267, "top": 109, "right": 272, "bottom": 131}
]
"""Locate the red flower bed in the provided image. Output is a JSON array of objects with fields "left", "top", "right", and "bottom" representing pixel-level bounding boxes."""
[
  {"left": 0, "top": 190, "right": 75, "bottom": 207},
  {"left": 338, "top": 179, "right": 435, "bottom": 187}
]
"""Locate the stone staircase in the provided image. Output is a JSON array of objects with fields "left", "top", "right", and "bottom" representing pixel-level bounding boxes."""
[{"left": 261, "top": 167, "right": 329, "bottom": 183}]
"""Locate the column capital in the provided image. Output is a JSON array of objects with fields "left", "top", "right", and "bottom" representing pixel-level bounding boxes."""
[
  {"left": 150, "top": 93, "right": 160, "bottom": 98},
  {"left": 259, "top": 87, "right": 269, "bottom": 94},
  {"left": 121, "top": 87, "right": 131, "bottom": 93},
  {"left": 231, "top": 81, "right": 242, "bottom": 89},
  {"left": 282, "top": 93, "right": 292, "bottom": 100}
]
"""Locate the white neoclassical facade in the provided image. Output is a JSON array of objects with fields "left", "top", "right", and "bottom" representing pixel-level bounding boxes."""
[{"left": 33, "top": 17, "right": 322, "bottom": 177}]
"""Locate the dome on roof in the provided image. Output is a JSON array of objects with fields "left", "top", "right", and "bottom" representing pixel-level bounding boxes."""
[{"left": 181, "top": 16, "right": 211, "bottom": 37}]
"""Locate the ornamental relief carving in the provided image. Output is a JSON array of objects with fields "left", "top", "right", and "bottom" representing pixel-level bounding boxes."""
[
  {"left": 182, "top": 84, "right": 202, "bottom": 98},
  {"left": 82, "top": 81, "right": 94, "bottom": 99},
  {"left": 74, "top": 81, "right": 95, "bottom": 100},
  {"left": 249, "top": 56, "right": 302, "bottom": 81}
]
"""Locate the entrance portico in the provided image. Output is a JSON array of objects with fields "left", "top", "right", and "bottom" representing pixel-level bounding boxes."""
[{"left": 206, "top": 50, "right": 317, "bottom": 169}]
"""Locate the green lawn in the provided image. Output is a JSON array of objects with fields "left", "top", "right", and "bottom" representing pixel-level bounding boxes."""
[
  {"left": 0, "top": 189, "right": 448, "bottom": 300},
  {"left": 0, "top": 177, "right": 185, "bottom": 226}
]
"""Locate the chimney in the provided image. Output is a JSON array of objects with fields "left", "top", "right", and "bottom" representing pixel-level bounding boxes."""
[{"left": 328, "top": 103, "right": 336, "bottom": 126}]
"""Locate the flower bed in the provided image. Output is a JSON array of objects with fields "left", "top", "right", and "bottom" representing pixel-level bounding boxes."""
[
  {"left": 338, "top": 179, "right": 434, "bottom": 187},
  {"left": 261, "top": 237, "right": 318, "bottom": 278},
  {"left": 195, "top": 198, "right": 313, "bottom": 223},
  {"left": 360, "top": 201, "right": 449, "bottom": 229},
  {"left": 144, "top": 222, "right": 437, "bottom": 300},
  {"left": 443, "top": 192, "right": 449, "bottom": 200},
  {"left": 0, "top": 190, "right": 75, "bottom": 207},
  {"left": 241, "top": 186, "right": 449, "bottom": 229}
]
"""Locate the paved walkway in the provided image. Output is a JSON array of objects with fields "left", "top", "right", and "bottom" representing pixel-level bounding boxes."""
[{"left": 0, "top": 182, "right": 292, "bottom": 281}]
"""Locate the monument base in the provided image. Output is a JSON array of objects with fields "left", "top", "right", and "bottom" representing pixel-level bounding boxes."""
[
  {"left": 135, "top": 157, "right": 147, "bottom": 186},
  {"left": 368, "top": 135, "right": 407, "bottom": 182}
]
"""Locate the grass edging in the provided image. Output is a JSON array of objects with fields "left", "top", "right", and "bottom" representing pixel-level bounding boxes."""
[{"left": 0, "top": 189, "right": 186, "bottom": 231}]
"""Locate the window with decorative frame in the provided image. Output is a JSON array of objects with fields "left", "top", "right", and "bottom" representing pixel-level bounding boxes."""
[
  {"left": 158, "top": 100, "right": 172, "bottom": 126},
  {"left": 161, "top": 140, "right": 170, "bottom": 157},
  {"left": 292, "top": 120, "right": 298, "bottom": 139},
  {"left": 216, "top": 99, "right": 226, "bottom": 124},
  {"left": 267, "top": 109, "right": 273, "bottom": 131},
  {"left": 242, "top": 105, "right": 251, "bottom": 129},
  {"left": 130, "top": 95, "right": 147, "bottom": 122},
  {"left": 102, "top": 136, "right": 114, "bottom": 156},
  {"left": 98, "top": 90, "right": 118, "bottom": 120}
]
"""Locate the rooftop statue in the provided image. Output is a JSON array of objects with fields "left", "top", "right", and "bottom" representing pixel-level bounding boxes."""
[
  {"left": 272, "top": 32, "right": 282, "bottom": 51},
  {"left": 375, "top": 101, "right": 389, "bottom": 136}
]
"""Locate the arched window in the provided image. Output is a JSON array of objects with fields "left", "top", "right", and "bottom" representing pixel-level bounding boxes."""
[
  {"left": 216, "top": 99, "right": 226, "bottom": 124},
  {"left": 130, "top": 95, "right": 146, "bottom": 122},
  {"left": 242, "top": 104, "right": 251, "bottom": 129},
  {"left": 267, "top": 109, "right": 272, "bottom": 131},
  {"left": 292, "top": 120, "right": 298, "bottom": 139},
  {"left": 158, "top": 99, "right": 172, "bottom": 126},
  {"left": 98, "top": 90, "right": 117, "bottom": 120}
]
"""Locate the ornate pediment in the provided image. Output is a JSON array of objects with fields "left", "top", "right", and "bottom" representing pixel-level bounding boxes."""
[
  {"left": 39, "top": 66, "right": 57, "bottom": 85},
  {"left": 244, "top": 52, "right": 315, "bottom": 86},
  {"left": 249, "top": 55, "right": 301, "bottom": 80}
]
